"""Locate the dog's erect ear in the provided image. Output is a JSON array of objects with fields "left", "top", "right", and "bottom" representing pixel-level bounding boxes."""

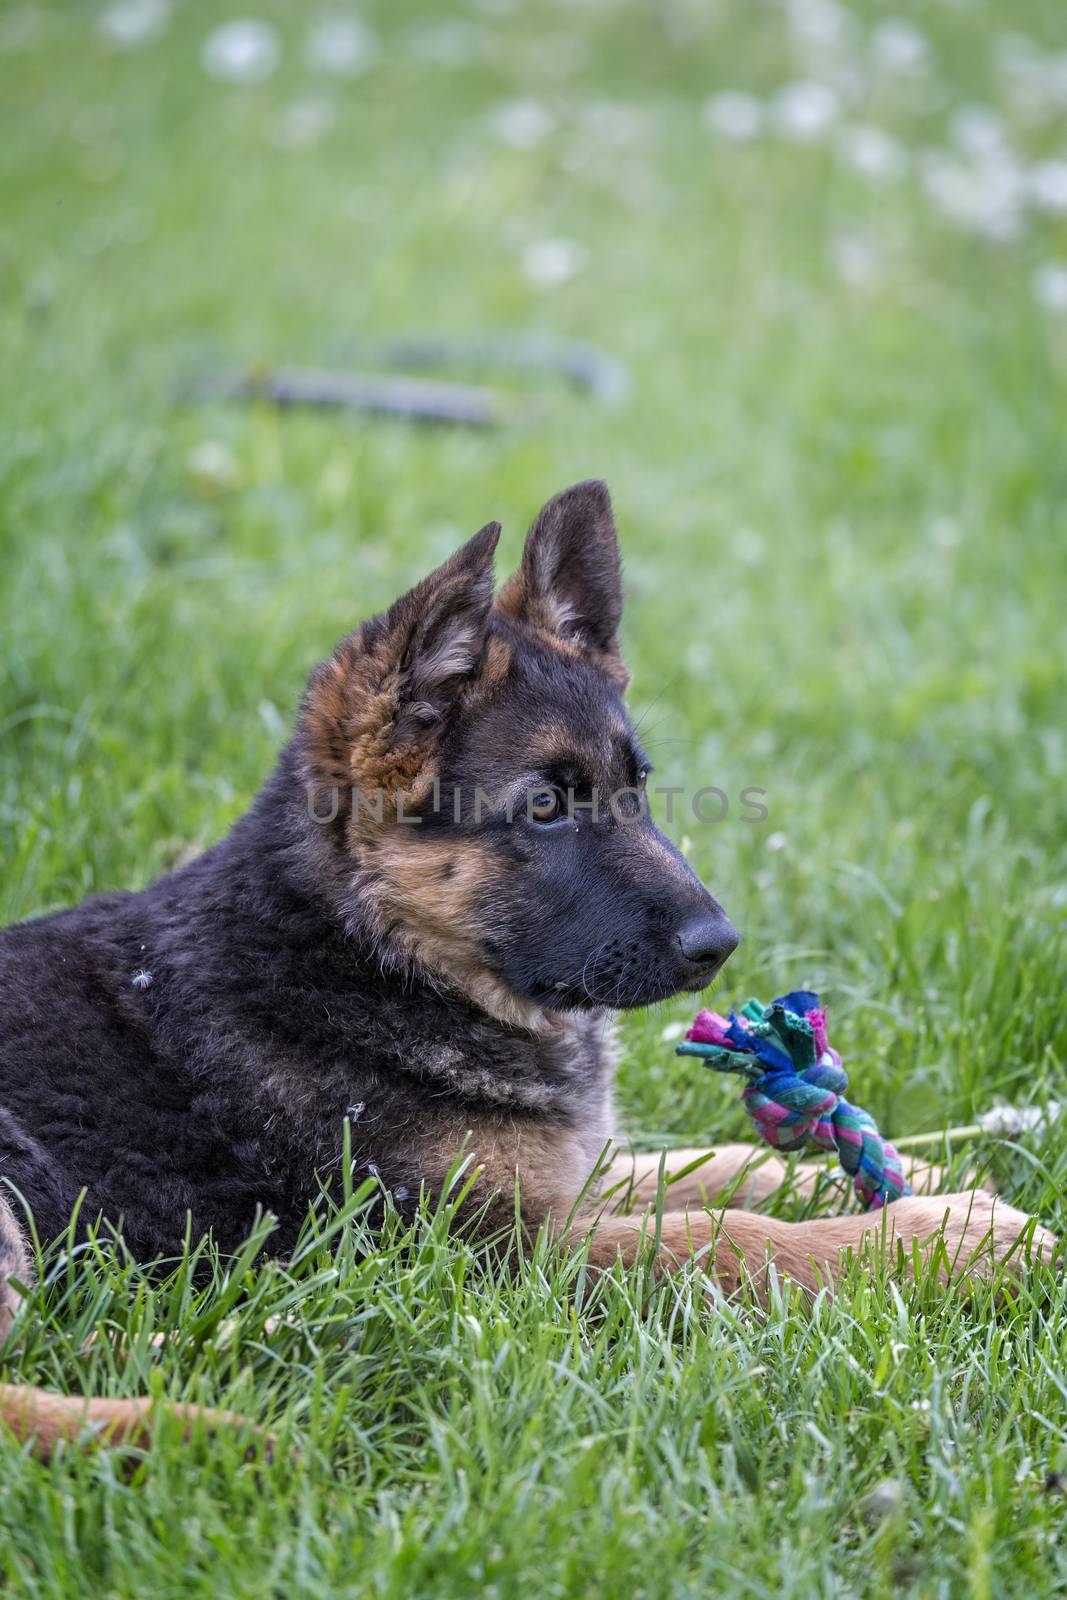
[
  {"left": 382, "top": 519, "right": 501, "bottom": 719},
  {"left": 300, "top": 522, "right": 500, "bottom": 794},
  {"left": 496, "top": 480, "right": 624, "bottom": 663}
]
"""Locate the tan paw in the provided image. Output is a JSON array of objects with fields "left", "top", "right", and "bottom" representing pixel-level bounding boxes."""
[
  {"left": 900, "top": 1190, "right": 1057, "bottom": 1275},
  {"left": 795, "top": 1190, "right": 1057, "bottom": 1288}
]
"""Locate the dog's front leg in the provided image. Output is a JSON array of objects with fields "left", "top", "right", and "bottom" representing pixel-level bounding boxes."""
[
  {"left": 597, "top": 1144, "right": 824, "bottom": 1213},
  {"left": 598, "top": 1145, "right": 959, "bottom": 1216},
  {"left": 570, "top": 1190, "right": 1056, "bottom": 1297},
  {"left": 569, "top": 1206, "right": 808, "bottom": 1295}
]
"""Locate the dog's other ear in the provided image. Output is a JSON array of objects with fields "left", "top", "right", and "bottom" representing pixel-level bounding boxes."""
[
  {"left": 382, "top": 519, "right": 501, "bottom": 720},
  {"left": 496, "top": 480, "right": 625, "bottom": 669}
]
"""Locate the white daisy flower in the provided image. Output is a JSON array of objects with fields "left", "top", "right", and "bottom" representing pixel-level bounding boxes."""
[
  {"left": 702, "top": 92, "right": 763, "bottom": 142},
  {"left": 871, "top": 18, "right": 929, "bottom": 74},
  {"left": 1029, "top": 160, "right": 1067, "bottom": 214},
  {"left": 201, "top": 19, "right": 280, "bottom": 84},
  {"left": 276, "top": 96, "right": 336, "bottom": 149},
  {"left": 950, "top": 106, "right": 1009, "bottom": 161},
  {"left": 521, "top": 238, "right": 588, "bottom": 287},
  {"left": 842, "top": 124, "right": 907, "bottom": 182},
  {"left": 1033, "top": 263, "right": 1067, "bottom": 311},
  {"left": 487, "top": 99, "right": 555, "bottom": 150},
  {"left": 97, "top": 0, "right": 169, "bottom": 48},
  {"left": 772, "top": 82, "right": 840, "bottom": 143},
  {"left": 305, "top": 14, "right": 376, "bottom": 77},
  {"left": 919, "top": 149, "right": 1024, "bottom": 241}
]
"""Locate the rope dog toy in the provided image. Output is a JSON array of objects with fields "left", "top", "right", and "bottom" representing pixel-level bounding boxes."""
[{"left": 676, "top": 990, "right": 911, "bottom": 1210}]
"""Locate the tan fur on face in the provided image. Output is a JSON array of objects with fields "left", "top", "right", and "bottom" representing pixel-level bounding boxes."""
[
  {"left": 479, "top": 633, "right": 513, "bottom": 689},
  {"left": 358, "top": 835, "right": 555, "bottom": 1032},
  {"left": 526, "top": 721, "right": 616, "bottom": 774}
]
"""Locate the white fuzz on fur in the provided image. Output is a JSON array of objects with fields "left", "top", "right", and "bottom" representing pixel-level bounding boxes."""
[{"left": 414, "top": 625, "right": 481, "bottom": 690}]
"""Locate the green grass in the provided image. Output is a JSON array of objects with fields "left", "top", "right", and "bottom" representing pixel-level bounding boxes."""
[{"left": 2, "top": 0, "right": 1067, "bottom": 1592}]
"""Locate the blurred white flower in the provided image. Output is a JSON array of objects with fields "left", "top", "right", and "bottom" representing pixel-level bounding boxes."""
[
  {"left": 997, "top": 35, "right": 1067, "bottom": 116},
  {"left": 860, "top": 1479, "right": 907, "bottom": 1524},
  {"left": 950, "top": 106, "right": 1009, "bottom": 161},
  {"left": 831, "top": 231, "right": 881, "bottom": 288},
  {"left": 929, "top": 515, "right": 962, "bottom": 550},
  {"left": 187, "top": 439, "right": 240, "bottom": 494},
  {"left": 202, "top": 19, "right": 279, "bottom": 83},
  {"left": 275, "top": 95, "right": 336, "bottom": 149},
  {"left": 521, "top": 238, "right": 588, "bottom": 287},
  {"left": 841, "top": 124, "right": 907, "bottom": 182},
  {"left": 766, "top": 832, "right": 788, "bottom": 852},
  {"left": 871, "top": 18, "right": 929, "bottom": 74},
  {"left": 785, "top": 0, "right": 853, "bottom": 49},
  {"left": 772, "top": 82, "right": 840, "bottom": 142},
  {"left": 487, "top": 98, "right": 555, "bottom": 150},
  {"left": 659, "top": 1021, "right": 686, "bottom": 1043},
  {"left": 734, "top": 529, "right": 766, "bottom": 567},
  {"left": 977, "top": 1101, "right": 1060, "bottom": 1137},
  {"left": 702, "top": 91, "right": 762, "bottom": 142},
  {"left": 919, "top": 149, "right": 1024, "bottom": 241},
  {"left": 1033, "top": 263, "right": 1067, "bottom": 311},
  {"left": 578, "top": 99, "right": 650, "bottom": 148},
  {"left": 305, "top": 14, "right": 376, "bottom": 76},
  {"left": 1029, "top": 160, "right": 1067, "bottom": 214},
  {"left": 406, "top": 19, "right": 480, "bottom": 66},
  {"left": 97, "top": 0, "right": 169, "bottom": 48}
]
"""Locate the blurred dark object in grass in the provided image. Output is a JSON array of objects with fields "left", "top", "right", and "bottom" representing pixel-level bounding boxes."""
[
  {"left": 186, "top": 337, "right": 629, "bottom": 427},
  {"left": 185, "top": 364, "right": 510, "bottom": 426},
  {"left": 337, "top": 333, "right": 631, "bottom": 406}
]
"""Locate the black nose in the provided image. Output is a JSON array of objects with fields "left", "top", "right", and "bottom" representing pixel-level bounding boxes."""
[{"left": 675, "top": 911, "right": 739, "bottom": 970}]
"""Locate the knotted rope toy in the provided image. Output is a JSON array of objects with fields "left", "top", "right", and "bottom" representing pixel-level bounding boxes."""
[{"left": 676, "top": 990, "right": 910, "bottom": 1210}]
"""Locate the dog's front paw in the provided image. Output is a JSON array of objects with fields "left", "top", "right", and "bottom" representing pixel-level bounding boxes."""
[
  {"left": 905, "top": 1190, "right": 1058, "bottom": 1277},
  {"left": 795, "top": 1190, "right": 1057, "bottom": 1290}
]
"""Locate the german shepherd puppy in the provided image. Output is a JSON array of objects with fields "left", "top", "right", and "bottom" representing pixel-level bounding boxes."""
[{"left": 0, "top": 481, "right": 1054, "bottom": 1455}]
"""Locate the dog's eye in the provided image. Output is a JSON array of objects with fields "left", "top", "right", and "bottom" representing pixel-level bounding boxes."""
[
  {"left": 529, "top": 788, "right": 562, "bottom": 822},
  {"left": 637, "top": 765, "right": 651, "bottom": 787}
]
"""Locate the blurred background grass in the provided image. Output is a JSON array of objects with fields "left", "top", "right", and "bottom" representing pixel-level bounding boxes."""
[{"left": 1, "top": 0, "right": 1066, "bottom": 1173}]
